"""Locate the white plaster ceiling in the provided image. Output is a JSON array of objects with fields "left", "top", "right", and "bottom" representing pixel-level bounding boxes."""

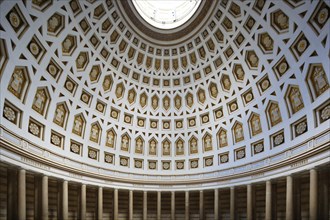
[{"left": 0, "top": 0, "right": 329, "bottom": 176}]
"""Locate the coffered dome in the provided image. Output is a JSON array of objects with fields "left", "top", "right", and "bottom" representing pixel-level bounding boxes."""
[{"left": 0, "top": 0, "right": 329, "bottom": 188}]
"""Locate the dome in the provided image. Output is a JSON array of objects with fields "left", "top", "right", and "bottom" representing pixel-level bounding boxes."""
[
  {"left": 0, "top": 0, "right": 329, "bottom": 219},
  {"left": 0, "top": 0, "right": 329, "bottom": 184}
]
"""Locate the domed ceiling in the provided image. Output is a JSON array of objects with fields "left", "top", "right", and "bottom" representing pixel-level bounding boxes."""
[{"left": 0, "top": 0, "right": 329, "bottom": 177}]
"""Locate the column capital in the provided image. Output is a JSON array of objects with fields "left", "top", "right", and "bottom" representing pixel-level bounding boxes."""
[{"left": 310, "top": 168, "right": 317, "bottom": 172}]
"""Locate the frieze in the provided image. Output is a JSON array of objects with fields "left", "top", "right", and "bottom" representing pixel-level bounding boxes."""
[
  {"left": 21, "top": 157, "right": 50, "bottom": 170},
  {"left": 158, "top": 185, "right": 173, "bottom": 188},
  {"left": 251, "top": 172, "right": 264, "bottom": 179},
  {"left": 290, "top": 159, "right": 308, "bottom": 168},
  {"left": 69, "top": 172, "right": 83, "bottom": 179}
]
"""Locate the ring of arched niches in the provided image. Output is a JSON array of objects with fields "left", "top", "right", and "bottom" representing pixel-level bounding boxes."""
[
  {"left": 1, "top": 0, "right": 330, "bottom": 173},
  {"left": 2, "top": 58, "right": 330, "bottom": 173}
]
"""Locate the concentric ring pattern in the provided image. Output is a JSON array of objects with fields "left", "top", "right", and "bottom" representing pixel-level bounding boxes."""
[{"left": 0, "top": 0, "right": 329, "bottom": 176}]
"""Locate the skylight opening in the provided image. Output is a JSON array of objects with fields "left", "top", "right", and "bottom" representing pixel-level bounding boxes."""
[{"left": 132, "top": 0, "right": 202, "bottom": 29}]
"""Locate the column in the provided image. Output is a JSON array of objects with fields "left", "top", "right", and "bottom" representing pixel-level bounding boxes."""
[
  {"left": 320, "top": 170, "right": 329, "bottom": 220},
  {"left": 143, "top": 191, "right": 147, "bottom": 220},
  {"left": 309, "top": 169, "right": 318, "bottom": 220},
  {"left": 98, "top": 187, "right": 103, "bottom": 220},
  {"left": 157, "top": 191, "right": 161, "bottom": 220},
  {"left": 286, "top": 176, "right": 293, "bottom": 220},
  {"left": 214, "top": 189, "right": 219, "bottom": 220},
  {"left": 81, "top": 184, "right": 86, "bottom": 220},
  {"left": 129, "top": 190, "right": 133, "bottom": 220},
  {"left": 42, "top": 175, "right": 48, "bottom": 220},
  {"left": 230, "top": 187, "right": 235, "bottom": 220},
  {"left": 7, "top": 169, "right": 15, "bottom": 220},
  {"left": 114, "top": 189, "right": 118, "bottom": 220},
  {"left": 171, "top": 191, "right": 175, "bottom": 220},
  {"left": 266, "top": 180, "right": 272, "bottom": 220},
  {"left": 62, "top": 180, "right": 68, "bottom": 220},
  {"left": 185, "top": 191, "right": 189, "bottom": 220},
  {"left": 247, "top": 184, "right": 253, "bottom": 220},
  {"left": 199, "top": 190, "right": 204, "bottom": 220},
  {"left": 18, "top": 169, "right": 26, "bottom": 220}
]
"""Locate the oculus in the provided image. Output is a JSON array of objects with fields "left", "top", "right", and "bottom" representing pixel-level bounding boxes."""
[{"left": 132, "top": 0, "right": 201, "bottom": 29}]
